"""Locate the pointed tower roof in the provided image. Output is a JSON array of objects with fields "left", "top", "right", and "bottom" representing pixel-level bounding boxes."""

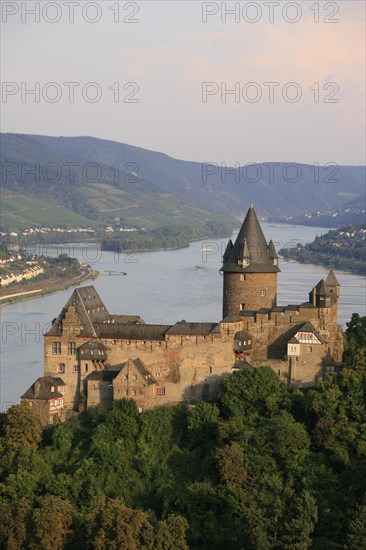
[
  {"left": 222, "top": 203, "right": 280, "bottom": 273},
  {"left": 268, "top": 240, "right": 278, "bottom": 260},
  {"left": 314, "top": 279, "right": 330, "bottom": 297},
  {"left": 325, "top": 270, "right": 340, "bottom": 287},
  {"left": 223, "top": 239, "right": 233, "bottom": 262}
]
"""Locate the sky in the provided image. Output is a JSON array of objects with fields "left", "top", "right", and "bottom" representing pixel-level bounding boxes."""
[{"left": 1, "top": 0, "right": 365, "bottom": 165}]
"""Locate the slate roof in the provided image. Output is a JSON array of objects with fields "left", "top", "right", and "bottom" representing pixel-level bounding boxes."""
[
  {"left": 103, "top": 315, "right": 145, "bottom": 324},
  {"left": 86, "top": 369, "right": 121, "bottom": 382},
  {"left": 166, "top": 321, "right": 218, "bottom": 336},
  {"left": 221, "top": 315, "right": 243, "bottom": 323},
  {"left": 45, "top": 286, "right": 109, "bottom": 337},
  {"left": 325, "top": 270, "right": 340, "bottom": 288},
  {"left": 222, "top": 203, "right": 280, "bottom": 274},
  {"left": 119, "top": 358, "right": 157, "bottom": 386},
  {"left": 21, "top": 376, "right": 65, "bottom": 400},
  {"left": 291, "top": 321, "right": 327, "bottom": 344},
  {"left": 314, "top": 279, "right": 331, "bottom": 297},
  {"left": 234, "top": 330, "right": 252, "bottom": 341},
  {"left": 94, "top": 323, "right": 170, "bottom": 341},
  {"left": 79, "top": 341, "right": 107, "bottom": 351}
]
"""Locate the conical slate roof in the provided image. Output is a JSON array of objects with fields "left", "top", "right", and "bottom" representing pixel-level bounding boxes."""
[
  {"left": 314, "top": 279, "right": 330, "bottom": 297},
  {"left": 325, "top": 270, "right": 340, "bottom": 287},
  {"left": 222, "top": 203, "right": 280, "bottom": 273}
]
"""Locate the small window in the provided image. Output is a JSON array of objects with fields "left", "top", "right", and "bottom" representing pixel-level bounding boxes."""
[
  {"left": 133, "top": 374, "right": 137, "bottom": 381},
  {"left": 68, "top": 342, "right": 76, "bottom": 355},
  {"left": 156, "top": 387, "right": 166, "bottom": 396},
  {"left": 308, "top": 346, "right": 312, "bottom": 353},
  {"left": 124, "top": 390, "right": 128, "bottom": 396},
  {"left": 124, "top": 374, "right": 128, "bottom": 380},
  {"left": 51, "top": 386, "right": 55, "bottom": 393},
  {"left": 240, "top": 303, "right": 246, "bottom": 311},
  {"left": 85, "top": 364, "right": 89, "bottom": 373},
  {"left": 240, "top": 274, "right": 245, "bottom": 281},
  {"left": 59, "top": 363, "right": 65, "bottom": 373},
  {"left": 52, "top": 342, "right": 61, "bottom": 355},
  {"left": 132, "top": 390, "right": 137, "bottom": 396},
  {"left": 209, "top": 366, "right": 213, "bottom": 374},
  {"left": 260, "top": 289, "right": 266, "bottom": 297},
  {"left": 73, "top": 365, "right": 80, "bottom": 373}
]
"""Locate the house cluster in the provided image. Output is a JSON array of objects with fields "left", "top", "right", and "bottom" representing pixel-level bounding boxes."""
[
  {"left": 0, "top": 253, "right": 45, "bottom": 287},
  {"left": 21, "top": 204, "right": 344, "bottom": 424}
]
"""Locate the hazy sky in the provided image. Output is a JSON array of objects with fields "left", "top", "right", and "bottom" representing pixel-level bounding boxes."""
[{"left": 1, "top": 0, "right": 365, "bottom": 164}]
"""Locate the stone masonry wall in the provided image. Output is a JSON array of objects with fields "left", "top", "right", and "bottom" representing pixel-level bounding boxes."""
[{"left": 223, "top": 272, "right": 278, "bottom": 317}]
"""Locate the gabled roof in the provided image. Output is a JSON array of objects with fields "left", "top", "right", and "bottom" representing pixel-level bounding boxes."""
[
  {"left": 166, "top": 321, "right": 217, "bottom": 336},
  {"left": 222, "top": 203, "right": 280, "bottom": 273},
  {"left": 117, "top": 358, "right": 157, "bottom": 386},
  {"left": 45, "top": 286, "right": 109, "bottom": 337},
  {"left": 295, "top": 321, "right": 326, "bottom": 344},
  {"left": 21, "top": 376, "right": 65, "bottom": 400}
]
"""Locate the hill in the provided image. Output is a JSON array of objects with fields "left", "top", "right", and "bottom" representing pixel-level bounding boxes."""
[
  {"left": 279, "top": 222, "right": 366, "bottom": 275},
  {"left": 1, "top": 134, "right": 365, "bottom": 232},
  {"left": 270, "top": 194, "right": 366, "bottom": 228}
]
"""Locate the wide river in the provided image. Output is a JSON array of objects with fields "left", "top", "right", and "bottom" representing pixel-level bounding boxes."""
[{"left": 1, "top": 223, "right": 365, "bottom": 410}]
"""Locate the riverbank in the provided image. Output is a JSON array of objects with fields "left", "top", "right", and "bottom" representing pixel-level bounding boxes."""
[{"left": 0, "top": 266, "right": 99, "bottom": 307}]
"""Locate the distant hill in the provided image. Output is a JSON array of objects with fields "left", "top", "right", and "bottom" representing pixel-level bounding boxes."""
[
  {"left": 1, "top": 133, "right": 365, "bottom": 230},
  {"left": 279, "top": 222, "right": 366, "bottom": 275},
  {"left": 269, "top": 194, "right": 366, "bottom": 228}
]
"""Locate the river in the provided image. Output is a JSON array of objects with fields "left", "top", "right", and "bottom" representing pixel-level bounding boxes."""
[{"left": 1, "top": 223, "right": 365, "bottom": 410}]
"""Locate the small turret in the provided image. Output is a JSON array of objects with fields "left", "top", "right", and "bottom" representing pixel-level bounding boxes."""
[
  {"left": 309, "top": 279, "right": 331, "bottom": 308},
  {"left": 223, "top": 239, "right": 233, "bottom": 263},
  {"left": 268, "top": 240, "right": 279, "bottom": 266},
  {"left": 325, "top": 270, "right": 340, "bottom": 298}
]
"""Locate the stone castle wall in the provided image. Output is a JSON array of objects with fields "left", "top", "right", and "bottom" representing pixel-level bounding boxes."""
[{"left": 44, "top": 299, "right": 342, "bottom": 412}]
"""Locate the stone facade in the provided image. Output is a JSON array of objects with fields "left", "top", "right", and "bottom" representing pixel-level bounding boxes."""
[{"left": 22, "top": 205, "right": 344, "bottom": 423}]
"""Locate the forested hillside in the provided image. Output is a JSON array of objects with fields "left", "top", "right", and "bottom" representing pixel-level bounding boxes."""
[{"left": 1, "top": 315, "right": 365, "bottom": 549}]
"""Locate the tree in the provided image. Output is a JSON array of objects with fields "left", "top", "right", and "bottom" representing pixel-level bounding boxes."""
[
  {"left": 30, "top": 495, "right": 73, "bottom": 550},
  {"left": 216, "top": 443, "right": 247, "bottom": 485},
  {"left": 0, "top": 498, "right": 32, "bottom": 550},
  {"left": 86, "top": 498, "right": 155, "bottom": 550},
  {"left": 155, "top": 515, "right": 189, "bottom": 550},
  {"left": 345, "top": 500, "right": 366, "bottom": 549},
  {"left": 219, "top": 367, "right": 289, "bottom": 421},
  {"left": 3, "top": 402, "right": 42, "bottom": 448}
]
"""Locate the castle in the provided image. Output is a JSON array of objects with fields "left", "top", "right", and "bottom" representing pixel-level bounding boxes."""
[{"left": 21, "top": 204, "right": 344, "bottom": 424}]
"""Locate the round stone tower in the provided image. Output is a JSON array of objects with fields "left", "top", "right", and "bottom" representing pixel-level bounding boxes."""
[{"left": 221, "top": 202, "right": 280, "bottom": 318}]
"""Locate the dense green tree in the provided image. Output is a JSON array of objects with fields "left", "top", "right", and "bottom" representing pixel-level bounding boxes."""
[
  {"left": 86, "top": 498, "right": 155, "bottom": 550},
  {"left": 30, "top": 495, "right": 73, "bottom": 550},
  {"left": 3, "top": 402, "right": 42, "bottom": 448},
  {"left": 155, "top": 515, "right": 189, "bottom": 550},
  {"left": 220, "top": 367, "right": 289, "bottom": 421},
  {"left": 0, "top": 497, "right": 32, "bottom": 550}
]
